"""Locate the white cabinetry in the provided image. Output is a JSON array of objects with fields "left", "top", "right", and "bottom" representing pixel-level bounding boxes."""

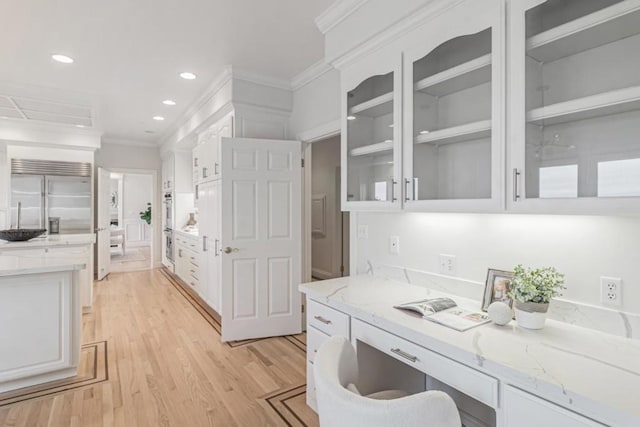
[
  {"left": 193, "top": 114, "right": 233, "bottom": 187},
  {"left": 174, "top": 232, "right": 202, "bottom": 296},
  {"left": 197, "top": 181, "right": 221, "bottom": 312},
  {"left": 161, "top": 156, "right": 174, "bottom": 192},
  {"left": 503, "top": 386, "right": 604, "bottom": 427},
  {"left": 508, "top": 0, "right": 640, "bottom": 214}
]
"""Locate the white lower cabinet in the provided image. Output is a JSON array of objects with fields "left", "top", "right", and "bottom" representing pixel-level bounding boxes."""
[
  {"left": 503, "top": 386, "right": 604, "bottom": 427},
  {"left": 174, "top": 233, "right": 203, "bottom": 298}
]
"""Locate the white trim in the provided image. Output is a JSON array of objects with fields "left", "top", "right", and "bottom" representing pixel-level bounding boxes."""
[
  {"left": 291, "top": 60, "right": 335, "bottom": 91},
  {"left": 232, "top": 67, "right": 292, "bottom": 91},
  {"left": 329, "top": 0, "right": 466, "bottom": 69},
  {"left": 311, "top": 268, "right": 335, "bottom": 280},
  {"left": 101, "top": 137, "right": 159, "bottom": 148},
  {"left": 315, "top": 0, "right": 370, "bottom": 34},
  {"left": 296, "top": 119, "right": 341, "bottom": 143}
]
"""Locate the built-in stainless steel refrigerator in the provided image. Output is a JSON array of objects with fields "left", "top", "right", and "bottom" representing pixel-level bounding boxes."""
[{"left": 10, "top": 159, "right": 92, "bottom": 234}]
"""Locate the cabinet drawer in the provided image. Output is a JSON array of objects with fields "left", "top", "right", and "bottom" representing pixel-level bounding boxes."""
[
  {"left": 352, "top": 319, "right": 498, "bottom": 409},
  {"left": 307, "top": 300, "right": 349, "bottom": 337},
  {"left": 307, "top": 326, "right": 329, "bottom": 364}
]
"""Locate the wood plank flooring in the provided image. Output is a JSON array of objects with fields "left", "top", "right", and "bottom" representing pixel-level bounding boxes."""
[{"left": 0, "top": 268, "right": 318, "bottom": 427}]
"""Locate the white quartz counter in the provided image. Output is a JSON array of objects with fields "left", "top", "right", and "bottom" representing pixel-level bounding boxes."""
[
  {"left": 0, "top": 254, "right": 85, "bottom": 277},
  {"left": 300, "top": 275, "right": 640, "bottom": 426},
  {"left": 174, "top": 229, "right": 199, "bottom": 238},
  {"left": 0, "top": 233, "right": 95, "bottom": 248}
]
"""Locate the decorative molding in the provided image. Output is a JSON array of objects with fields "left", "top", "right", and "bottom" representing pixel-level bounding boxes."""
[
  {"left": 311, "top": 194, "right": 327, "bottom": 237},
  {"left": 328, "top": 0, "right": 466, "bottom": 69},
  {"left": 296, "top": 119, "right": 341, "bottom": 142},
  {"left": 315, "top": 0, "right": 370, "bottom": 34},
  {"left": 291, "top": 60, "right": 335, "bottom": 91},
  {"left": 232, "top": 67, "right": 292, "bottom": 91},
  {"left": 101, "top": 137, "right": 159, "bottom": 149}
]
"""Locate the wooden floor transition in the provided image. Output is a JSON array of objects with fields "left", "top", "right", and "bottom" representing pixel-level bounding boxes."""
[{"left": 0, "top": 268, "right": 318, "bottom": 427}]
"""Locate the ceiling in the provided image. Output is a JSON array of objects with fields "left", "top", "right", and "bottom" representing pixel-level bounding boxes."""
[{"left": 0, "top": 0, "right": 332, "bottom": 144}]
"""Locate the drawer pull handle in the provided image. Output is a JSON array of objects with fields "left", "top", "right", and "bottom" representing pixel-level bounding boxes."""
[
  {"left": 391, "top": 348, "right": 418, "bottom": 363},
  {"left": 313, "top": 315, "right": 332, "bottom": 325}
]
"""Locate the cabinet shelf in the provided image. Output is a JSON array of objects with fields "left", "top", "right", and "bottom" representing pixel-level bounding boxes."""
[
  {"left": 527, "top": 1, "right": 640, "bottom": 63},
  {"left": 527, "top": 86, "right": 640, "bottom": 126},
  {"left": 414, "top": 120, "right": 491, "bottom": 145},
  {"left": 348, "top": 92, "right": 393, "bottom": 117},
  {"left": 414, "top": 54, "right": 492, "bottom": 97},
  {"left": 350, "top": 141, "right": 394, "bottom": 157}
]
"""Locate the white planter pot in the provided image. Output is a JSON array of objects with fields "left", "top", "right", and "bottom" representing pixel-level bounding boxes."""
[{"left": 514, "top": 302, "right": 549, "bottom": 330}]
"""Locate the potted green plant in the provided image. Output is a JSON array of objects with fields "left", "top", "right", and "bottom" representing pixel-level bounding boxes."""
[
  {"left": 139, "top": 203, "right": 151, "bottom": 225},
  {"left": 508, "top": 265, "right": 565, "bottom": 330}
]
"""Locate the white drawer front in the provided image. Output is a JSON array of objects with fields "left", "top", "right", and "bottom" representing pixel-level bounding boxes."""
[
  {"left": 352, "top": 319, "right": 498, "bottom": 409},
  {"left": 307, "top": 326, "right": 329, "bottom": 364},
  {"left": 307, "top": 300, "right": 349, "bottom": 337}
]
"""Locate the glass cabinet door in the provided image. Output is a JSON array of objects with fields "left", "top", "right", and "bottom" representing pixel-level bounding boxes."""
[
  {"left": 511, "top": 0, "right": 640, "bottom": 210},
  {"left": 344, "top": 70, "right": 399, "bottom": 207},
  {"left": 403, "top": 0, "right": 504, "bottom": 211}
]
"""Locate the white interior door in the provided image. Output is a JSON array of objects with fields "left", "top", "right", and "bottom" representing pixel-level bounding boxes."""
[
  {"left": 220, "top": 137, "right": 302, "bottom": 342},
  {"left": 96, "top": 167, "right": 111, "bottom": 280}
]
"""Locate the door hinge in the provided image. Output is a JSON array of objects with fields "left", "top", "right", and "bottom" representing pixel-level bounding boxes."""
[
  {"left": 301, "top": 158, "right": 305, "bottom": 168},
  {"left": 301, "top": 304, "right": 305, "bottom": 313},
  {"left": 340, "top": 265, "right": 345, "bottom": 273}
]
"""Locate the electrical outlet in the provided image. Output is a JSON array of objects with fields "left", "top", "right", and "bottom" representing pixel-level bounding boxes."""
[
  {"left": 439, "top": 254, "right": 457, "bottom": 276},
  {"left": 600, "top": 276, "right": 622, "bottom": 307},
  {"left": 389, "top": 236, "right": 400, "bottom": 254},
  {"left": 357, "top": 224, "right": 368, "bottom": 239}
]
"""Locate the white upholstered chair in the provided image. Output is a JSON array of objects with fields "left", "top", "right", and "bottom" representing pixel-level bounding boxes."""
[{"left": 313, "top": 335, "right": 461, "bottom": 427}]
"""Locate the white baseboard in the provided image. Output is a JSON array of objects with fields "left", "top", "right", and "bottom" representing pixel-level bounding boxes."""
[{"left": 312, "top": 268, "right": 336, "bottom": 280}]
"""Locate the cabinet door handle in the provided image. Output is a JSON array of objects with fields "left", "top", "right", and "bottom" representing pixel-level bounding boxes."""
[
  {"left": 203, "top": 167, "right": 208, "bottom": 178},
  {"left": 391, "top": 348, "right": 418, "bottom": 363},
  {"left": 214, "top": 163, "right": 219, "bottom": 175},
  {"left": 313, "top": 315, "right": 332, "bottom": 325},
  {"left": 190, "top": 282, "right": 197, "bottom": 287},
  {"left": 513, "top": 168, "right": 521, "bottom": 202},
  {"left": 214, "top": 239, "right": 220, "bottom": 256},
  {"left": 178, "top": 249, "right": 182, "bottom": 258},
  {"left": 391, "top": 180, "right": 398, "bottom": 202},
  {"left": 202, "top": 236, "right": 208, "bottom": 252},
  {"left": 404, "top": 179, "right": 411, "bottom": 202},
  {"left": 194, "top": 158, "right": 199, "bottom": 167},
  {"left": 195, "top": 184, "right": 199, "bottom": 200}
]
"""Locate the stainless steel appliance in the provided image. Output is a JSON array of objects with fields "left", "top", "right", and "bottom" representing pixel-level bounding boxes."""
[
  {"left": 164, "top": 228, "right": 174, "bottom": 262},
  {"left": 10, "top": 159, "right": 92, "bottom": 234},
  {"left": 163, "top": 192, "right": 173, "bottom": 230}
]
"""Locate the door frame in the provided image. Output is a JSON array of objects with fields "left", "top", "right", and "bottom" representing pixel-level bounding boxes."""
[{"left": 98, "top": 167, "right": 159, "bottom": 272}]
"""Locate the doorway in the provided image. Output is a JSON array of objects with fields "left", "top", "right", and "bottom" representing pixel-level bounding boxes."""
[{"left": 306, "top": 135, "right": 349, "bottom": 281}]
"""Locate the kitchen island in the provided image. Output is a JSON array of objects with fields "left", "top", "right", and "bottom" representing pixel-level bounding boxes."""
[
  {"left": 0, "top": 234, "right": 95, "bottom": 309},
  {"left": 0, "top": 254, "right": 85, "bottom": 393}
]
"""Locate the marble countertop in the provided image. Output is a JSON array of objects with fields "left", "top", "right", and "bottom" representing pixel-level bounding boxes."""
[
  {"left": 175, "top": 229, "right": 199, "bottom": 238},
  {"left": 0, "top": 233, "right": 95, "bottom": 248},
  {"left": 0, "top": 254, "right": 86, "bottom": 277},
  {"left": 300, "top": 275, "right": 640, "bottom": 426}
]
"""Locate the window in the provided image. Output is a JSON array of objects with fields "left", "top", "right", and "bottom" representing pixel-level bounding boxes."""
[
  {"left": 598, "top": 158, "right": 640, "bottom": 197},
  {"left": 539, "top": 164, "right": 578, "bottom": 198}
]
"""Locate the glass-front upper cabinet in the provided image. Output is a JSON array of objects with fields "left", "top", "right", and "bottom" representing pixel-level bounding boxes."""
[
  {"left": 509, "top": 0, "right": 640, "bottom": 213},
  {"left": 403, "top": 0, "right": 505, "bottom": 212},
  {"left": 342, "top": 48, "right": 402, "bottom": 211}
]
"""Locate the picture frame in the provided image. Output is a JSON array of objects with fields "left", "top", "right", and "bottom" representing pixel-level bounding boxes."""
[{"left": 482, "top": 269, "right": 515, "bottom": 311}]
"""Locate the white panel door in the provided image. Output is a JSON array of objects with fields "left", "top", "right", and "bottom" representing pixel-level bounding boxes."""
[
  {"left": 96, "top": 167, "right": 111, "bottom": 280},
  {"left": 220, "top": 137, "right": 302, "bottom": 341}
]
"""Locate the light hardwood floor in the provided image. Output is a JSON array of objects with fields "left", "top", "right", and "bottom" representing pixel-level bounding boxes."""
[{"left": 0, "top": 269, "right": 318, "bottom": 427}]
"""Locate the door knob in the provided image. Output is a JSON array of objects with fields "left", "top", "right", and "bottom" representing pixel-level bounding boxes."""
[{"left": 223, "top": 246, "right": 238, "bottom": 254}]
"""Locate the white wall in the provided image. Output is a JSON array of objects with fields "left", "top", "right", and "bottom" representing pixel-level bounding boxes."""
[
  {"left": 289, "top": 68, "right": 341, "bottom": 139},
  {"left": 311, "top": 136, "right": 342, "bottom": 279},
  {"left": 354, "top": 211, "right": 640, "bottom": 314}
]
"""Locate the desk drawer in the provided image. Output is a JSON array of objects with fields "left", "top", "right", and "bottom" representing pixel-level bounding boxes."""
[
  {"left": 307, "top": 300, "right": 349, "bottom": 337},
  {"left": 352, "top": 319, "right": 498, "bottom": 409},
  {"left": 307, "top": 326, "right": 329, "bottom": 364}
]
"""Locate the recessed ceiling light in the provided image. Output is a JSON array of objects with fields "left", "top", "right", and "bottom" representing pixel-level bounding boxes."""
[
  {"left": 162, "top": 99, "right": 176, "bottom": 106},
  {"left": 144, "top": 130, "right": 155, "bottom": 134},
  {"left": 347, "top": 116, "right": 356, "bottom": 121},
  {"left": 153, "top": 116, "right": 165, "bottom": 121},
  {"left": 52, "top": 54, "right": 74, "bottom": 64},
  {"left": 179, "top": 72, "right": 196, "bottom": 80},
  {"left": 419, "top": 130, "right": 430, "bottom": 135},
  {"left": 75, "top": 124, "right": 86, "bottom": 128},
  {"left": 1, "top": 116, "right": 9, "bottom": 119}
]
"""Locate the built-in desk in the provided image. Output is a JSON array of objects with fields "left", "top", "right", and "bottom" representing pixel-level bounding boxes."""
[{"left": 300, "top": 275, "right": 640, "bottom": 427}]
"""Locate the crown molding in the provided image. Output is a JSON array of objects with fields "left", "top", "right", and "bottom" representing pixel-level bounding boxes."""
[
  {"left": 101, "top": 137, "right": 160, "bottom": 149},
  {"left": 231, "top": 67, "right": 292, "bottom": 91},
  {"left": 291, "top": 60, "right": 335, "bottom": 91},
  {"left": 315, "top": 0, "right": 369, "bottom": 34},
  {"left": 328, "top": 0, "right": 465, "bottom": 69}
]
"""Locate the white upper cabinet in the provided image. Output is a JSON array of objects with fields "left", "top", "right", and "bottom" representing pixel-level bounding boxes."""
[
  {"left": 508, "top": 0, "right": 640, "bottom": 214},
  {"left": 341, "top": 47, "right": 402, "bottom": 211},
  {"left": 193, "top": 114, "right": 233, "bottom": 186},
  {"left": 404, "top": 0, "right": 505, "bottom": 212}
]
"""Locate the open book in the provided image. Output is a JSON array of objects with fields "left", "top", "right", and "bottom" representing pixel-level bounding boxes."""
[{"left": 394, "top": 298, "right": 490, "bottom": 331}]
